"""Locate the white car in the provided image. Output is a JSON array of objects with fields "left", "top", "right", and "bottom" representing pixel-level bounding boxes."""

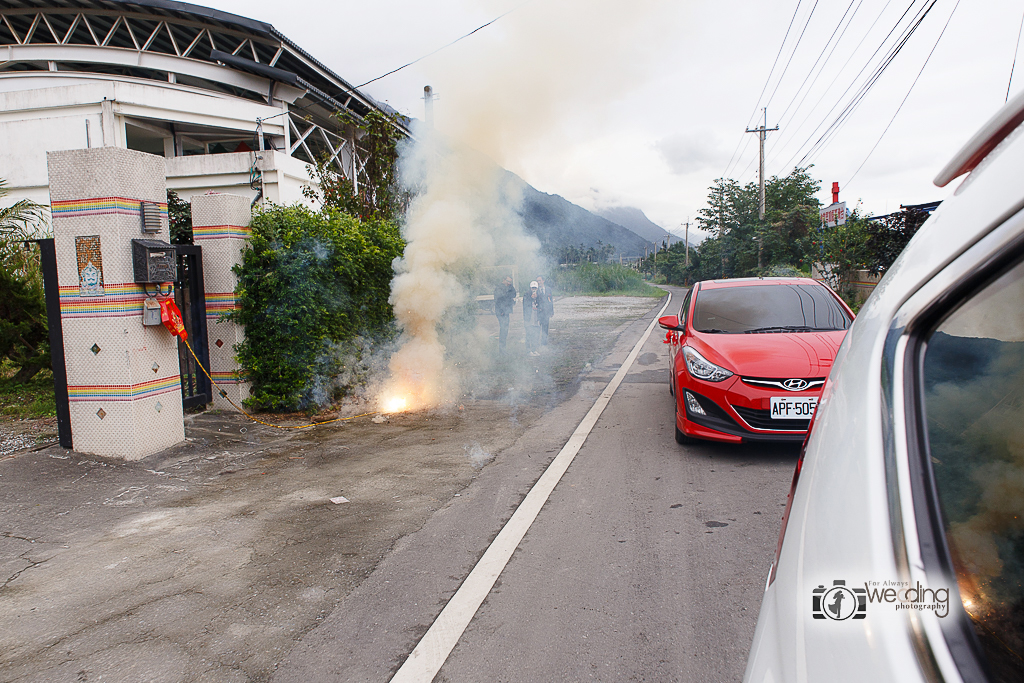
[{"left": 744, "top": 94, "right": 1024, "bottom": 681}]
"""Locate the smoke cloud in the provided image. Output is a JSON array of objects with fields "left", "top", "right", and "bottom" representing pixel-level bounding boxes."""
[{"left": 378, "top": 0, "right": 682, "bottom": 411}]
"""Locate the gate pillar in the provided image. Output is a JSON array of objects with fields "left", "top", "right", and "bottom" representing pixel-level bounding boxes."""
[
  {"left": 46, "top": 148, "right": 184, "bottom": 460},
  {"left": 190, "top": 193, "right": 252, "bottom": 411}
]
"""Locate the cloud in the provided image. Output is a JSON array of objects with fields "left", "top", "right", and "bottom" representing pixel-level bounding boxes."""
[{"left": 655, "top": 132, "right": 726, "bottom": 175}]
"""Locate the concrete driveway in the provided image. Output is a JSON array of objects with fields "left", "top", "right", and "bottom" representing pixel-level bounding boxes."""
[{"left": 0, "top": 294, "right": 664, "bottom": 683}]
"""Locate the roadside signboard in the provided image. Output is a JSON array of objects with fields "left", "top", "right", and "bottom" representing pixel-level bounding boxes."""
[{"left": 820, "top": 202, "right": 848, "bottom": 227}]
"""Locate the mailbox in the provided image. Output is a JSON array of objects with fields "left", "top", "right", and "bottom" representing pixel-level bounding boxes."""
[{"left": 131, "top": 239, "right": 176, "bottom": 283}]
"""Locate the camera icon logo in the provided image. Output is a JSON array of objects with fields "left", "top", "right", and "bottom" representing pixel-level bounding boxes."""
[{"left": 813, "top": 580, "right": 867, "bottom": 620}]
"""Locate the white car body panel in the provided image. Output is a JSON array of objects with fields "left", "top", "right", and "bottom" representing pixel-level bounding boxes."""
[{"left": 744, "top": 91, "right": 1024, "bottom": 683}]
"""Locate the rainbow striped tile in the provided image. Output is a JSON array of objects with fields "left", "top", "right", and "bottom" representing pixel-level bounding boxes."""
[
  {"left": 205, "top": 292, "right": 238, "bottom": 319},
  {"left": 193, "top": 224, "right": 251, "bottom": 240},
  {"left": 58, "top": 282, "right": 159, "bottom": 318},
  {"left": 52, "top": 196, "right": 167, "bottom": 219},
  {"left": 68, "top": 375, "right": 182, "bottom": 402}
]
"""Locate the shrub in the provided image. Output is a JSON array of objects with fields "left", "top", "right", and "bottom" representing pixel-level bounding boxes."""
[
  {"left": 552, "top": 263, "right": 661, "bottom": 296},
  {"left": 230, "top": 204, "right": 404, "bottom": 410}
]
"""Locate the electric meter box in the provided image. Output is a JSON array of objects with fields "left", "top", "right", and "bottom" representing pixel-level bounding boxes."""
[
  {"left": 142, "top": 297, "right": 162, "bottom": 326},
  {"left": 131, "top": 239, "right": 176, "bottom": 283}
]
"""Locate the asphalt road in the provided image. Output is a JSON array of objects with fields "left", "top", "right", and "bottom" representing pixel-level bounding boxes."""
[{"left": 274, "top": 286, "right": 800, "bottom": 683}]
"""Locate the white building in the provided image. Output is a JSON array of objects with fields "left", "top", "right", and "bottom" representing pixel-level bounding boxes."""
[{"left": 0, "top": 0, "right": 407, "bottom": 209}]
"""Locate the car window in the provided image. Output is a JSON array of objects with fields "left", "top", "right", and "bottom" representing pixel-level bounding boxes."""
[
  {"left": 679, "top": 289, "right": 692, "bottom": 326},
  {"left": 691, "top": 283, "right": 851, "bottom": 333},
  {"left": 921, "top": 258, "right": 1024, "bottom": 679}
]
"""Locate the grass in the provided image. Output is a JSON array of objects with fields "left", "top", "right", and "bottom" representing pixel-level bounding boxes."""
[
  {"left": 0, "top": 360, "right": 57, "bottom": 419},
  {"left": 553, "top": 263, "right": 664, "bottom": 297}
]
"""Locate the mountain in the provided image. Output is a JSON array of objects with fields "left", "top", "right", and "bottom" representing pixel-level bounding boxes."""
[
  {"left": 513, "top": 178, "right": 654, "bottom": 259},
  {"left": 596, "top": 206, "right": 685, "bottom": 247}
]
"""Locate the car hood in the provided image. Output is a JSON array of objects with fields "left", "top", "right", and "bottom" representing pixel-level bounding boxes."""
[{"left": 690, "top": 330, "right": 846, "bottom": 378}]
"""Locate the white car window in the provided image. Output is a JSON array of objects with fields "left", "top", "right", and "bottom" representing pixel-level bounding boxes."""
[{"left": 922, "top": 257, "right": 1024, "bottom": 680}]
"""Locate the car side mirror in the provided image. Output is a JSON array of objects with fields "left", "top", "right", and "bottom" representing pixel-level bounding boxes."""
[{"left": 658, "top": 315, "right": 684, "bottom": 332}]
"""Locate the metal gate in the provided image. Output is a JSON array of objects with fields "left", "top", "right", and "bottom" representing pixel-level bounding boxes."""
[{"left": 174, "top": 244, "right": 211, "bottom": 409}]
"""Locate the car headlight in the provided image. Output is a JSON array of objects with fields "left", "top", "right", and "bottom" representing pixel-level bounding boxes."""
[{"left": 682, "top": 346, "right": 734, "bottom": 382}]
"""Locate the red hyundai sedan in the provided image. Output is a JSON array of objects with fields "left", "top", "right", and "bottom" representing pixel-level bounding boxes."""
[{"left": 659, "top": 278, "right": 854, "bottom": 444}]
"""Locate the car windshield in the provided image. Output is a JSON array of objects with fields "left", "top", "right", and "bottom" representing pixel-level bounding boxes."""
[{"left": 692, "top": 283, "right": 852, "bottom": 334}]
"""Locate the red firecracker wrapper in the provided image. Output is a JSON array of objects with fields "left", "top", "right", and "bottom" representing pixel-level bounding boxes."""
[{"left": 160, "top": 299, "right": 188, "bottom": 341}]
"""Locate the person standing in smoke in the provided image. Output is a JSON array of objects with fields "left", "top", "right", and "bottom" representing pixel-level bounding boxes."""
[
  {"left": 536, "top": 276, "right": 554, "bottom": 346},
  {"left": 493, "top": 276, "right": 516, "bottom": 353},
  {"left": 524, "top": 281, "right": 541, "bottom": 356}
]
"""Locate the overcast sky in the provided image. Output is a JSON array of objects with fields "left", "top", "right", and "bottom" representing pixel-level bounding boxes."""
[{"left": 206, "top": 0, "right": 1023, "bottom": 239}]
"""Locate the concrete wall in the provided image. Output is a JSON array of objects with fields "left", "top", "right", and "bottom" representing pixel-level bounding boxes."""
[
  {"left": 0, "top": 76, "right": 298, "bottom": 209},
  {"left": 47, "top": 147, "right": 185, "bottom": 460}
]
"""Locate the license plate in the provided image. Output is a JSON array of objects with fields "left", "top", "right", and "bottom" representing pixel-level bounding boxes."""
[{"left": 770, "top": 396, "right": 818, "bottom": 419}]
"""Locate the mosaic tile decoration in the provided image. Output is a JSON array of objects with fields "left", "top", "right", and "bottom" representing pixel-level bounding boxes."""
[
  {"left": 210, "top": 370, "right": 246, "bottom": 384},
  {"left": 204, "top": 292, "right": 238, "bottom": 319},
  {"left": 52, "top": 197, "right": 168, "bottom": 220},
  {"left": 48, "top": 148, "right": 184, "bottom": 461},
  {"left": 193, "top": 224, "right": 251, "bottom": 240},
  {"left": 67, "top": 375, "right": 182, "bottom": 402},
  {"left": 58, "top": 283, "right": 172, "bottom": 318},
  {"left": 75, "top": 235, "right": 105, "bottom": 296}
]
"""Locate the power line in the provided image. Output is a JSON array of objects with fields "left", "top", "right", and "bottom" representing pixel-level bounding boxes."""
[
  {"left": 774, "top": 0, "right": 924, "bottom": 172},
  {"left": 794, "top": 0, "right": 935, "bottom": 168},
  {"left": 722, "top": 0, "right": 804, "bottom": 178},
  {"left": 1007, "top": 6, "right": 1024, "bottom": 102},
  {"left": 775, "top": 0, "right": 860, "bottom": 126},
  {"left": 289, "top": 0, "right": 531, "bottom": 119},
  {"left": 763, "top": 0, "right": 821, "bottom": 112},
  {"left": 764, "top": 0, "right": 896, "bottom": 172},
  {"left": 846, "top": 0, "right": 961, "bottom": 187}
]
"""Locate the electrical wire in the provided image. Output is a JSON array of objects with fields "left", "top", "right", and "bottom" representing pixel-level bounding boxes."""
[
  {"left": 722, "top": 0, "right": 804, "bottom": 178},
  {"left": 794, "top": 0, "right": 936, "bottom": 168},
  {"left": 775, "top": 0, "right": 859, "bottom": 126},
  {"left": 256, "top": 0, "right": 531, "bottom": 130},
  {"left": 763, "top": 0, "right": 821, "bottom": 112},
  {"left": 764, "top": 0, "right": 896, "bottom": 172},
  {"left": 322, "top": 0, "right": 532, "bottom": 109},
  {"left": 845, "top": 0, "right": 961, "bottom": 187},
  {"left": 728, "top": 0, "right": 821, "bottom": 180},
  {"left": 773, "top": 0, "right": 925, "bottom": 172},
  {"left": 773, "top": 0, "right": 863, "bottom": 141},
  {"left": 1007, "top": 6, "right": 1024, "bottom": 102}
]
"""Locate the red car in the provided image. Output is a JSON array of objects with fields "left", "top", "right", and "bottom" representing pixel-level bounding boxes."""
[{"left": 659, "top": 278, "right": 854, "bottom": 444}]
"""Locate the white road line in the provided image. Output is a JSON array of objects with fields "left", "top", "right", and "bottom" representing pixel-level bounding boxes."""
[{"left": 390, "top": 293, "right": 673, "bottom": 683}]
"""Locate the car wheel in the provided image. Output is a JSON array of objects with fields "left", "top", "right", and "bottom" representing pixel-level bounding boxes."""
[{"left": 674, "top": 400, "right": 696, "bottom": 445}]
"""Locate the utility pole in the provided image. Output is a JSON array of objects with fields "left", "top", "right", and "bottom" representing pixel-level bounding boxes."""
[
  {"left": 423, "top": 85, "right": 434, "bottom": 128},
  {"left": 746, "top": 108, "right": 779, "bottom": 270},
  {"left": 682, "top": 219, "right": 690, "bottom": 285}
]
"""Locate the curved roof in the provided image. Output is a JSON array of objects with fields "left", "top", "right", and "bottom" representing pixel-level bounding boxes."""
[{"left": 0, "top": 0, "right": 404, "bottom": 123}]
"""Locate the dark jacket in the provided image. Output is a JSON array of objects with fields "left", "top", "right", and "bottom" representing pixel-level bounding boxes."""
[
  {"left": 537, "top": 285, "right": 554, "bottom": 319},
  {"left": 494, "top": 283, "right": 516, "bottom": 316}
]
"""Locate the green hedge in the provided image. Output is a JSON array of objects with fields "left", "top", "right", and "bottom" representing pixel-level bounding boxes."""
[{"left": 230, "top": 205, "right": 404, "bottom": 410}]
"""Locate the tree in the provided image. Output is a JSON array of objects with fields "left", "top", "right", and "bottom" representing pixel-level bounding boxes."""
[
  {"left": 231, "top": 204, "right": 405, "bottom": 410},
  {"left": 0, "top": 179, "right": 49, "bottom": 383},
  {"left": 168, "top": 190, "right": 193, "bottom": 245},
  {"left": 863, "top": 206, "right": 929, "bottom": 274},
  {"left": 694, "top": 167, "right": 821, "bottom": 278},
  {"left": 303, "top": 109, "right": 408, "bottom": 222},
  {"left": 811, "top": 213, "right": 870, "bottom": 301}
]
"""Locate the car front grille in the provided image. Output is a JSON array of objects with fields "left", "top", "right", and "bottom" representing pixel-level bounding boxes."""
[
  {"left": 741, "top": 377, "right": 826, "bottom": 392},
  {"left": 732, "top": 405, "right": 810, "bottom": 432}
]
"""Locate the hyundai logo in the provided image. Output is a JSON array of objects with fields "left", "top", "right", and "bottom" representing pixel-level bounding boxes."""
[{"left": 782, "top": 378, "right": 809, "bottom": 391}]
